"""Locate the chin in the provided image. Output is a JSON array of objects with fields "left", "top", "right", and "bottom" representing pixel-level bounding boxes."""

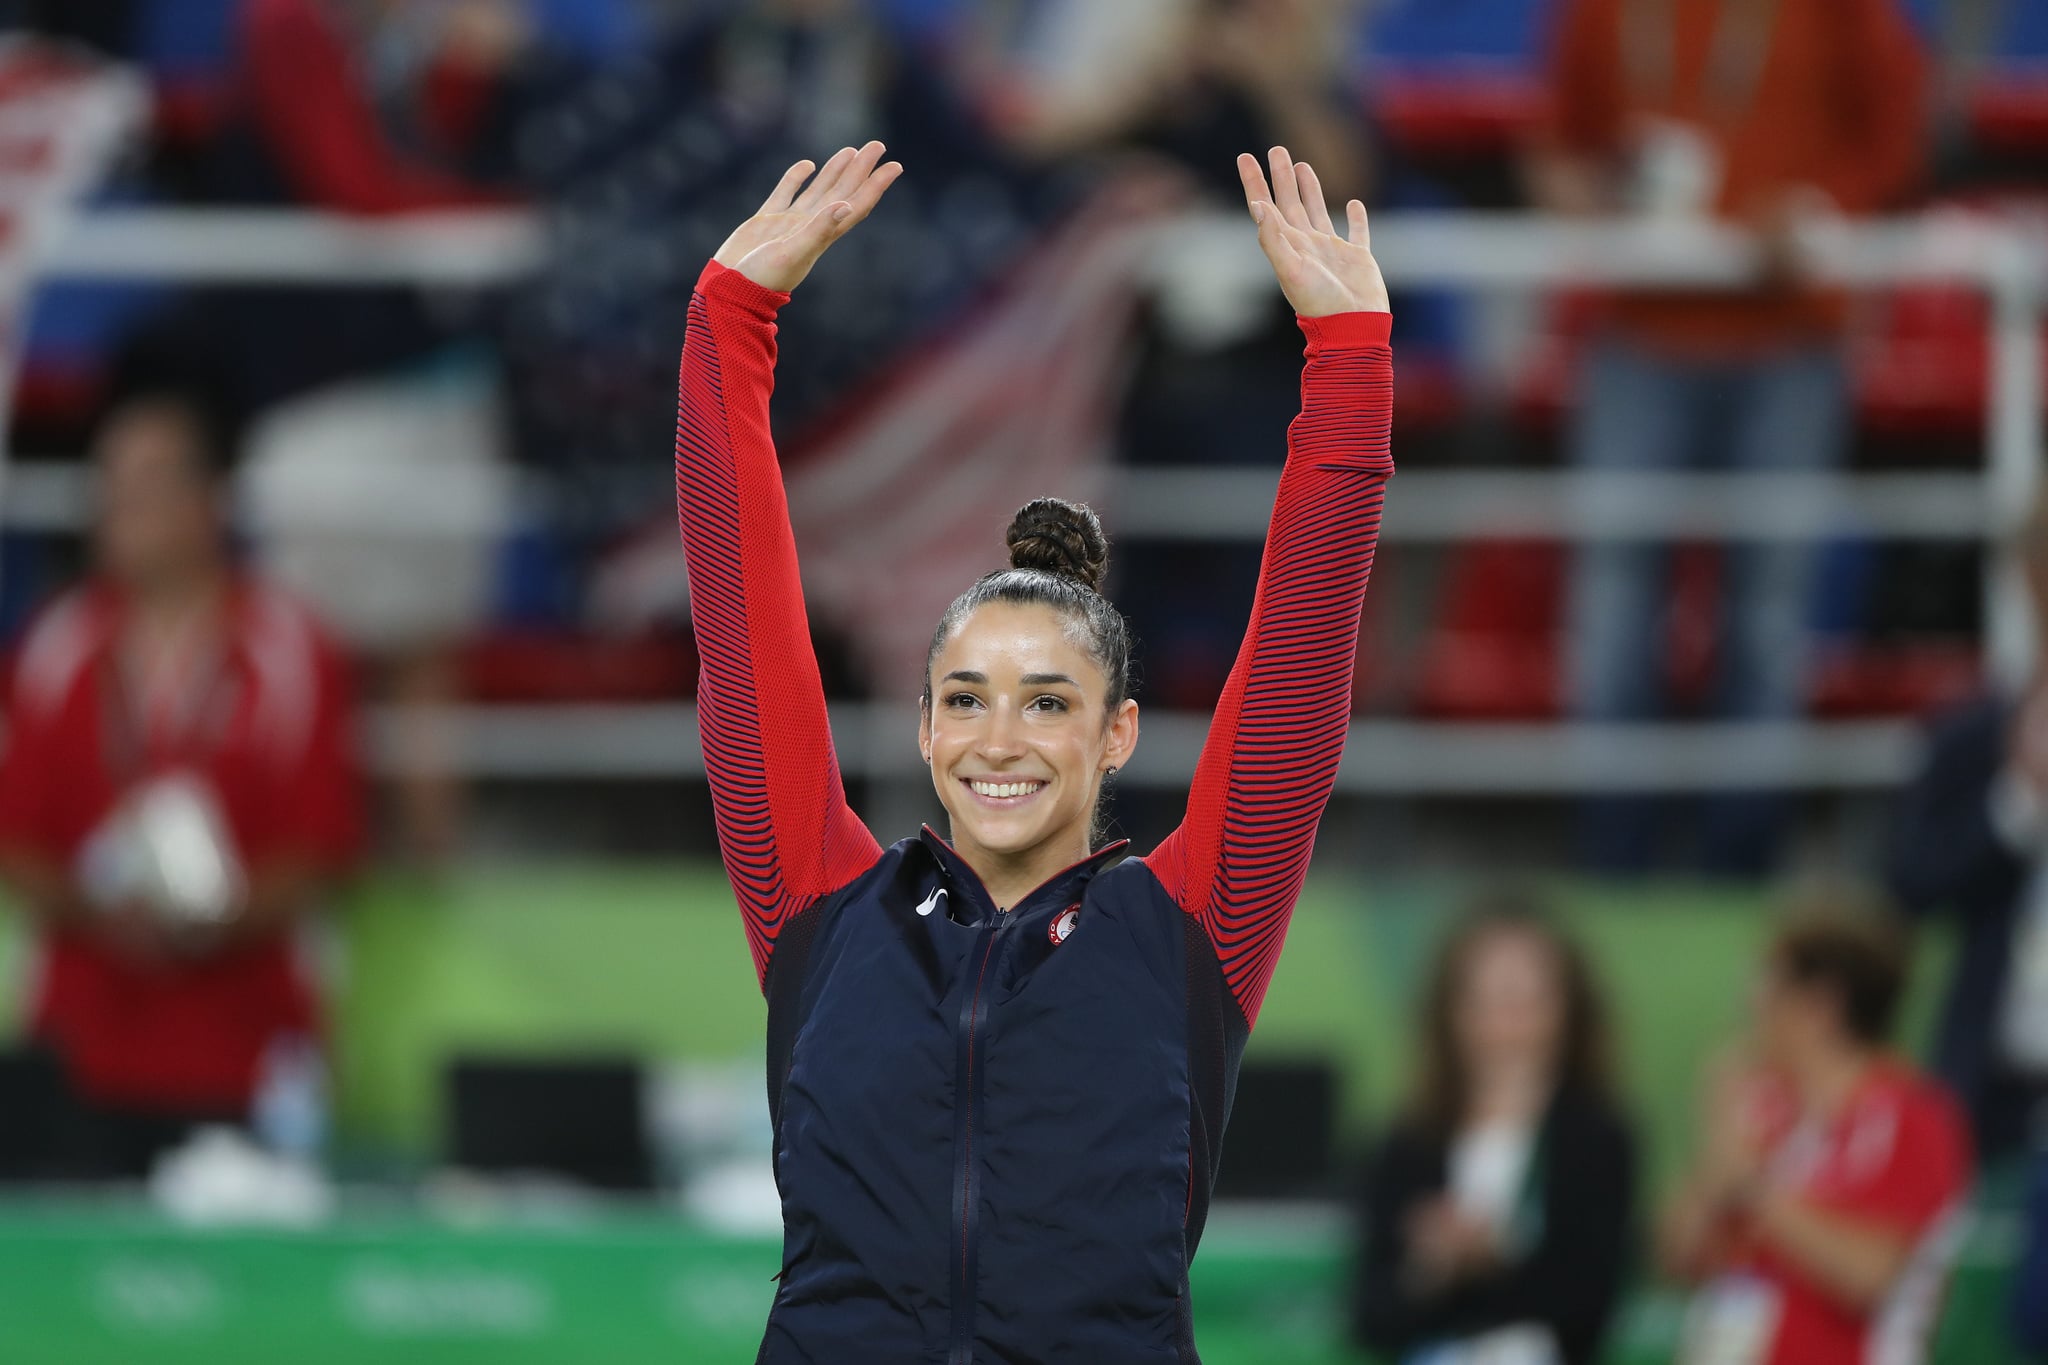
[{"left": 953, "top": 815, "right": 1049, "bottom": 857}]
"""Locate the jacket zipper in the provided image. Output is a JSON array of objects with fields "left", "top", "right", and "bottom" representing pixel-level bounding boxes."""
[{"left": 948, "top": 914, "right": 1006, "bottom": 1365}]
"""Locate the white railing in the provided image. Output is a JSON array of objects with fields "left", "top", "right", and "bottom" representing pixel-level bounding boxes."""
[{"left": 9, "top": 207, "right": 2042, "bottom": 792}]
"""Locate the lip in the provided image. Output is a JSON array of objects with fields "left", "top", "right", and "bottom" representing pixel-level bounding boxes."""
[{"left": 959, "top": 776, "right": 1049, "bottom": 809}]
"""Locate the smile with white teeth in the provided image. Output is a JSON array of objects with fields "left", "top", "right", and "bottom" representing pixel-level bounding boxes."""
[{"left": 968, "top": 779, "right": 1046, "bottom": 799}]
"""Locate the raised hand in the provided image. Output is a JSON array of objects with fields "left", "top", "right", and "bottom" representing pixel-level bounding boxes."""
[
  {"left": 1237, "top": 146, "right": 1388, "bottom": 319},
  {"left": 715, "top": 141, "right": 904, "bottom": 294}
]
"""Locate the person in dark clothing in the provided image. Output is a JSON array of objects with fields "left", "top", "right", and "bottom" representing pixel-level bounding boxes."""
[
  {"left": 1354, "top": 898, "right": 1637, "bottom": 1365},
  {"left": 2017, "top": 1150, "right": 2048, "bottom": 1359},
  {"left": 1887, "top": 497, "right": 2048, "bottom": 1165}
]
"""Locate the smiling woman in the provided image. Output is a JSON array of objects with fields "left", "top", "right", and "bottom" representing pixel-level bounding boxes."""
[
  {"left": 920, "top": 499, "right": 1138, "bottom": 909},
  {"left": 673, "top": 140, "right": 1394, "bottom": 1365}
]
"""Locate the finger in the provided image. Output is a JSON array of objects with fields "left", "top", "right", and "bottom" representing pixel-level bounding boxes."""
[
  {"left": 1236, "top": 152, "right": 1274, "bottom": 221},
  {"left": 1346, "top": 199, "right": 1371, "bottom": 250},
  {"left": 822, "top": 139, "right": 886, "bottom": 204},
  {"left": 792, "top": 146, "right": 856, "bottom": 214},
  {"left": 1267, "top": 145, "right": 1310, "bottom": 230},
  {"left": 758, "top": 159, "right": 814, "bottom": 216},
  {"left": 1295, "top": 162, "right": 1335, "bottom": 235},
  {"left": 829, "top": 159, "right": 903, "bottom": 231},
  {"left": 1254, "top": 199, "right": 1303, "bottom": 271}
]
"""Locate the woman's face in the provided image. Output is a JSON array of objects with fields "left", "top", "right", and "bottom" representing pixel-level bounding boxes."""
[
  {"left": 922, "top": 601, "right": 1138, "bottom": 879},
  {"left": 1452, "top": 930, "right": 1567, "bottom": 1075}
]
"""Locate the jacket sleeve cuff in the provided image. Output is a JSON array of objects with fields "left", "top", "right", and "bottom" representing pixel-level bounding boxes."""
[
  {"left": 696, "top": 260, "right": 792, "bottom": 318},
  {"left": 1298, "top": 310, "right": 1392, "bottom": 355}
]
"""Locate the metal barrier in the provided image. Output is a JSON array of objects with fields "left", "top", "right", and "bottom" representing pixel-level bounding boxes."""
[{"left": 7, "top": 207, "right": 2041, "bottom": 791}]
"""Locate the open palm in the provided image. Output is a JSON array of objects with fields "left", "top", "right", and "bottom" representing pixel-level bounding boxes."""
[
  {"left": 715, "top": 141, "right": 904, "bottom": 293},
  {"left": 1237, "top": 146, "right": 1389, "bottom": 319}
]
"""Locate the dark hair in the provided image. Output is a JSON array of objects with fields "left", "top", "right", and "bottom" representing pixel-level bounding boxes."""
[
  {"left": 93, "top": 330, "right": 239, "bottom": 481},
  {"left": 1407, "top": 891, "right": 1616, "bottom": 1136},
  {"left": 922, "top": 498, "right": 1133, "bottom": 714},
  {"left": 1769, "top": 902, "right": 1908, "bottom": 1047}
]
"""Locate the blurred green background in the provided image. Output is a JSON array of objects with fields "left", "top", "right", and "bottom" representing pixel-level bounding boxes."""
[{"left": 1, "top": 871, "right": 2012, "bottom": 1365}]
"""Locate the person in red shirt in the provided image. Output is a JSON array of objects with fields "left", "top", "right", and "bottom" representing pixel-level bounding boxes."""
[
  {"left": 1527, "top": 0, "right": 1929, "bottom": 875},
  {"left": 0, "top": 384, "right": 364, "bottom": 1177},
  {"left": 1662, "top": 906, "right": 1974, "bottom": 1365}
]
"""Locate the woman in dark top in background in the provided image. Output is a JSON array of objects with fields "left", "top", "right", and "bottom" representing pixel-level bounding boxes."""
[{"left": 1354, "top": 898, "right": 1638, "bottom": 1365}]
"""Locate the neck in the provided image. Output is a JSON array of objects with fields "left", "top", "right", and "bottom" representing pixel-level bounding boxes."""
[
  {"left": 124, "top": 561, "right": 229, "bottom": 622},
  {"left": 1784, "top": 1040, "right": 1876, "bottom": 1118},
  {"left": 1463, "top": 1056, "right": 1554, "bottom": 1127},
  {"left": 956, "top": 830, "right": 1095, "bottom": 912}
]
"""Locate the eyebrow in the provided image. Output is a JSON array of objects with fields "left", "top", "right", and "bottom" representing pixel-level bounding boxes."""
[{"left": 938, "top": 670, "right": 1083, "bottom": 689}]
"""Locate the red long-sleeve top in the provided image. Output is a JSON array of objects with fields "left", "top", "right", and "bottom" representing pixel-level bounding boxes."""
[{"left": 674, "top": 260, "right": 1392, "bottom": 1029}]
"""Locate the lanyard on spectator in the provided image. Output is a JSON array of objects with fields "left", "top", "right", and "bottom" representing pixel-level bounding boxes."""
[
  {"left": 1623, "top": 0, "right": 1783, "bottom": 127},
  {"left": 97, "top": 624, "right": 237, "bottom": 780}
]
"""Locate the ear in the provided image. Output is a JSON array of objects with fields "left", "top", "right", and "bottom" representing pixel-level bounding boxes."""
[
  {"left": 917, "top": 701, "right": 932, "bottom": 763},
  {"left": 1101, "top": 698, "right": 1140, "bottom": 774}
]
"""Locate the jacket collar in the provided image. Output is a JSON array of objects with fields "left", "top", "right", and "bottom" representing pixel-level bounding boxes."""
[{"left": 917, "top": 825, "right": 1129, "bottom": 922}]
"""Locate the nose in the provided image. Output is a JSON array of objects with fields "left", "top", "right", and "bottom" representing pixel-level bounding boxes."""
[{"left": 978, "top": 700, "right": 1027, "bottom": 763}]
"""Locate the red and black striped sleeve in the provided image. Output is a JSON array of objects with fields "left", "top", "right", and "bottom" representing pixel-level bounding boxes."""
[
  {"left": 675, "top": 261, "right": 883, "bottom": 989},
  {"left": 1143, "top": 310, "right": 1393, "bottom": 1029}
]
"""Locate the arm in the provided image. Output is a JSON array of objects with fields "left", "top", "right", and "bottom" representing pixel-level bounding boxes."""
[
  {"left": 2014, "top": 1157, "right": 2048, "bottom": 1355},
  {"left": 1427, "top": 1110, "right": 1638, "bottom": 1344},
  {"left": 676, "top": 147, "right": 901, "bottom": 987},
  {"left": 1146, "top": 147, "right": 1392, "bottom": 1028},
  {"left": 1352, "top": 1132, "right": 1438, "bottom": 1355},
  {"left": 1803, "top": 0, "right": 1927, "bottom": 217},
  {"left": 1743, "top": 1195, "right": 1919, "bottom": 1312},
  {"left": 242, "top": 0, "right": 510, "bottom": 214},
  {"left": 1523, "top": 0, "right": 1629, "bottom": 216},
  {"left": 1886, "top": 702, "right": 2029, "bottom": 922}
]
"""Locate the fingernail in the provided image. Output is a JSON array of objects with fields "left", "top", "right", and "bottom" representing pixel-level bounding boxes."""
[
  {"left": 1251, "top": 204, "right": 1265, "bottom": 224},
  {"left": 832, "top": 204, "right": 852, "bottom": 222}
]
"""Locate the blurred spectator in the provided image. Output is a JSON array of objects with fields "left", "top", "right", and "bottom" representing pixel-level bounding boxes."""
[
  {"left": 1352, "top": 897, "right": 1637, "bottom": 1365},
  {"left": 497, "top": 0, "right": 1053, "bottom": 535},
  {"left": 1662, "top": 903, "right": 1972, "bottom": 1365},
  {"left": 990, "top": 0, "right": 1370, "bottom": 202},
  {"left": 0, "top": 371, "right": 363, "bottom": 1178},
  {"left": 231, "top": 0, "right": 518, "bottom": 213},
  {"left": 2017, "top": 1149, "right": 2048, "bottom": 1358},
  {"left": 1888, "top": 496, "right": 2048, "bottom": 1165},
  {"left": 1527, "top": 0, "right": 1929, "bottom": 875}
]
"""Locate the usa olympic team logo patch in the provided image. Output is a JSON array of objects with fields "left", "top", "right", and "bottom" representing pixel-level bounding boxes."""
[{"left": 1050, "top": 905, "right": 1080, "bottom": 946}]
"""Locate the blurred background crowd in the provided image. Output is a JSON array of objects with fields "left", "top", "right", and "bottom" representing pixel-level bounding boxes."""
[{"left": 0, "top": 0, "right": 2046, "bottom": 1362}]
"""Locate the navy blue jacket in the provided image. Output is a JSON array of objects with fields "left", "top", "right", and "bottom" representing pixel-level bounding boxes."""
[
  {"left": 674, "top": 260, "right": 1394, "bottom": 1362},
  {"left": 1886, "top": 694, "right": 2039, "bottom": 1160}
]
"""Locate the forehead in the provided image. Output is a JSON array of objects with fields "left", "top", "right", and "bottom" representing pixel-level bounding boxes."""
[
  {"left": 97, "top": 404, "right": 210, "bottom": 478},
  {"left": 932, "top": 600, "right": 1102, "bottom": 684},
  {"left": 1462, "top": 930, "right": 1556, "bottom": 985}
]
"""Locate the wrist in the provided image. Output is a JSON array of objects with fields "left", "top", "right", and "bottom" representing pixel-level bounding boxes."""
[{"left": 1298, "top": 310, "right": 1392, "bottom": 348}]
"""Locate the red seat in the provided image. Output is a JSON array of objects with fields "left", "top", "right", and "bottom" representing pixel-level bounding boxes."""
[{"left": 457, "top": 630, "right": 698, "bottom": 704}]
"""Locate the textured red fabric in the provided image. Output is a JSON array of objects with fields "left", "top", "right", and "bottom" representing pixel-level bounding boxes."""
[
  {"left": 676, "top": 263, "right": 1394, "bottom": 1022},
  {"left": 674, "top": 263, "right": 884, "bottom": 988},
  {"left": 1142, "top": 309, "right": 1395, "bottom": 1029}
]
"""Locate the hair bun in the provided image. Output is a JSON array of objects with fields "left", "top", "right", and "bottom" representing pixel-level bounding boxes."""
[{"left": 1005, "top": 498, "right": 1109, "bottom": 593}]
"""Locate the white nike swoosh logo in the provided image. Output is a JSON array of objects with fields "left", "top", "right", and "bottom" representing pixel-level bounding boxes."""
[{"left": 915, "top": 888, "right": 946, "bottom": 918}]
